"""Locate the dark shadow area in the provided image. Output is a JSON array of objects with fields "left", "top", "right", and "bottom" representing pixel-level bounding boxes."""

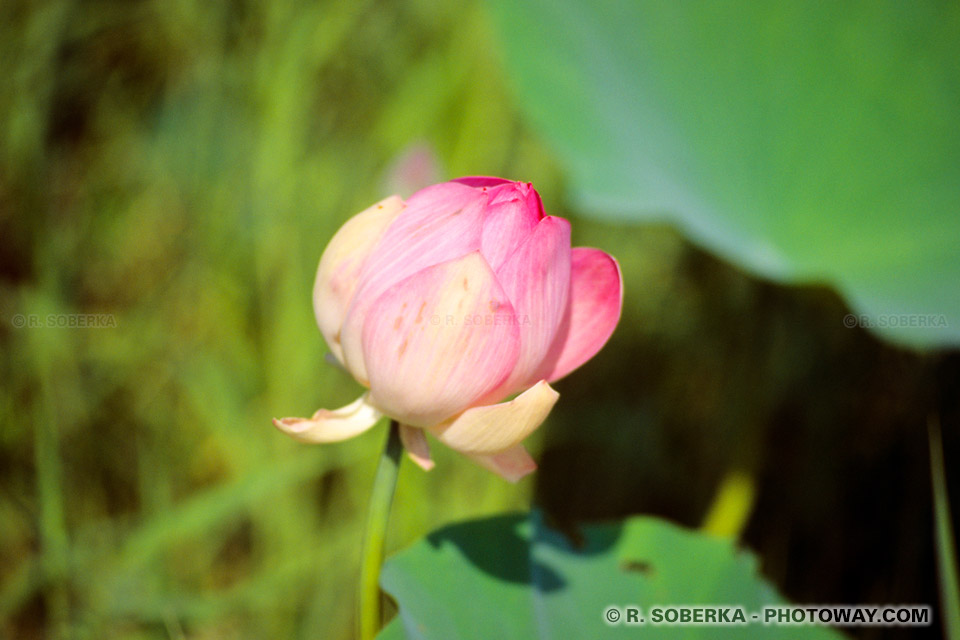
[
  {"left": 535, "top": 220, "right": 958, "bottom": 640},
  {"left": 424, "top": 513, "right": 567, "bottom": 592}
]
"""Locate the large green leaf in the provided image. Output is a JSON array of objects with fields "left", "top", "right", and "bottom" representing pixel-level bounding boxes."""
[
  {"left": 379, "top": 512, "right": 842, "bottom": 639},
  {"left": 486, "top": 0, "right": 960, "bottom": 347}
]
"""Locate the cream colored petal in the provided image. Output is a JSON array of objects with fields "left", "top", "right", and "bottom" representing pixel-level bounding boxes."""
[
  {"left": 272, "top": 394, "right": 382, "bottom": 443},
  {"left": 430, "top": 381, "right": 558, "bottom": 455},
  {"left": 466, "top": 444, "right": 537, "bottom": 483},
  {"left": 314, "top": 196, "right": 405, "bottom": 365},
  {"left": 399, "top": 424, "right": 435, "bottom": 471}
]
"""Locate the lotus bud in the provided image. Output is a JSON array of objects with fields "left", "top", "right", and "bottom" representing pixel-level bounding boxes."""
[{"left": 274, "top": 177, "right": 622, "bottom": 481}]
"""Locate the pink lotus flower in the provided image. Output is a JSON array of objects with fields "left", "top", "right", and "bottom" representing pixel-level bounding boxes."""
[{"left": 274, "top": 177, "right": 622, "bottom": 481}]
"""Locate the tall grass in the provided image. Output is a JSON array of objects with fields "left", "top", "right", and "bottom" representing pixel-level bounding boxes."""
[{"left": 0, "top": 1, "right": 561, "bottom": 637}]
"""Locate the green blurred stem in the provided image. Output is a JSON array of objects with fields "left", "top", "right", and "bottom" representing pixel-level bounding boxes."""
[
  {"left": 701, "top": 469, "right": 756, "bottom": 539},
  {"left": 929, "top": 415, "right": 960, "bottom": 640},
  {"left": 359, "top": 420, "right": 403, "bottom": 640}
]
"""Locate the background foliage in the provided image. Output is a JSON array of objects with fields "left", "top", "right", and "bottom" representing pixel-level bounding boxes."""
[
  {"left": 487, "top": 0, "right": 960, "bottom": 347},
  {"left": 0, "top": 1, "right": 957, "bottom": 639}
]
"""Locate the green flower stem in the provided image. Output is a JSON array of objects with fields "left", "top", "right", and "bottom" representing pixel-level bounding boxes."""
[{"left": 359, "top": 419, "right": 403, "bottom": 640}]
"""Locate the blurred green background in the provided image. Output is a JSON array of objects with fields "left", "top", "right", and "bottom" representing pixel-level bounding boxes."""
[{"left": 0, "top": 0, "right": 957, "bottom": 638}]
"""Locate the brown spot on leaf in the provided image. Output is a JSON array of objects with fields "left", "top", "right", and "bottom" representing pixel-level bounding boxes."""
[
  {"left": 393, "top": 316, "right": 402, "bottom": 330},
  {"left": 415, "top": 301, "right": 427, "bottom": 323},
  {"left": 620, "top": 560, "right": 654, "bottom": 576},
  {"left": 543, "top": 514, "right": 585, "bottom": 549},
  {"left": 397, "top": 338, "right": 408, "bottom": 357}
]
